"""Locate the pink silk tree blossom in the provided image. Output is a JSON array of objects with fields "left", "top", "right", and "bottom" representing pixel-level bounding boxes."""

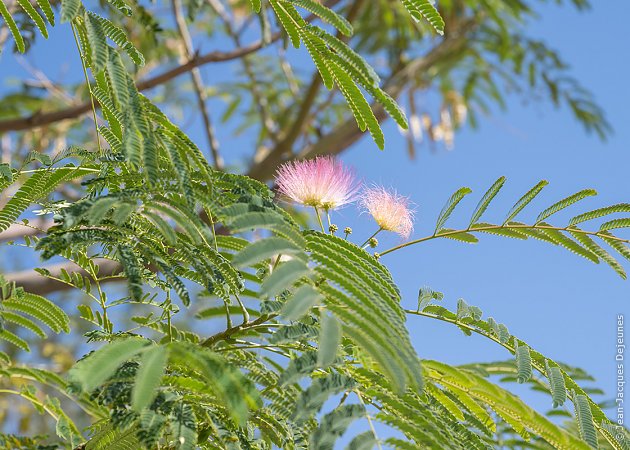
[
  {"left": 274, "top": 156, "right": 360, "bottom": 210},
  {"left": 361, "top": 186, "right": 414, "bottom": 239}
]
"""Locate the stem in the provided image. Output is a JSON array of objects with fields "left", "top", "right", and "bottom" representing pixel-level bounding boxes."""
[
  {"left": 379, "top": 223, "right": 630, "bottom": 257},
  {"left": 224, "top": 301, "right": 233, "bottom": 329},
  {"left": 20, "top": 167, "right": 101, "bottom": 174},
  {"left": 355, "top": 390, "right": 383, "bottom": 450},
  {"left": 70, "top": 23, "right": 102, "bottom": 156},
  {"left": 272, "top": 254, "right": 282, "bottom": 270},
  {"left": 166, "top": 295, "right": 174, "bottom": 343},
  {"left": 0, "top": 389, "right": 60, "bottom": 421},
  {"left": 326, "top": 209, "right": 332, "bottom": 232},
  {"left": 172, "top": 0, "right": 223, "bottom": 169},
  {"left": 314, "top": 207, "right": 326, "bottom": 232},
  {"left": 360, "top": 228, "right": 383, "bottom": 248},
  {"left": 234, "top": 294, "right": 250, "bottom": 323},
  {"left": 201, "top": 313, "right": 277, "bottom": 347}
]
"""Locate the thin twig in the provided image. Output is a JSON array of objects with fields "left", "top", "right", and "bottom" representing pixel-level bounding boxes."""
[
  {"left": 379, "top": 223, "right": 630, "bottom": 257},
  {"left": 200, "top": 313, "right": 277, "bottom": 347},
  {"left": 171, "top": 0, "right": 223, "bottom": 169}
]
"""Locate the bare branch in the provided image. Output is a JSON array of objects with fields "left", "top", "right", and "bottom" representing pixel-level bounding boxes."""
[
  {"left": 0, "top": 218, "right": 53, "bottom": 242},
  {"left": 0, "top": 39, "right": 278, "bottom": 133},
  {"left": 0, "top": 2, "right": 341, "bottom": 134},
  {"left": 247, "top": 18, "right": 477, "bottom": 181},
  {"left": 5, "top": 259, "right": 123, "bottom": 296},
  {"left": 172, "top": 0, "right": 223, "bottom": 169},
  {"left": 248, "top": 0, "right": 364, "bottom": 179}
]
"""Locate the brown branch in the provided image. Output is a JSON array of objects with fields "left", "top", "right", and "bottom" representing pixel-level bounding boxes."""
[
  {"left": 0, "top": 218, "right": 53, "bottom": 242},
  {"left": 5, "top": 258, "right": 122, "bottom": 296},
  {"left": 248, "top": 0, "right": 364, "bottom": 180},
  {"left": 172, "top": 0, "right": 223, "bottom": 169},
  {"left": 0, "top": 1, "right": 342, "bottom": 134},
  {"left": 205, "top": 0, "right": 297, "bottom": 141},
  {"left": 0, "top": 39, "right": 278, "bottom": 133},
  {"left": 247, "top": 18, "right": 477, "bottom": 181}
]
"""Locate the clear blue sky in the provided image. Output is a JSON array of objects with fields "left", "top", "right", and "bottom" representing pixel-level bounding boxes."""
[
  {"left": 335, "top": 1, "right": 629, "bottom": 419},
  {"left": 1, "top": 0, "right": 628, "bottom": 441}
]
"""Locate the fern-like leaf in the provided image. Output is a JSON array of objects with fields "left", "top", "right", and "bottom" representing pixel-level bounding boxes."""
[
  {"left": 514, "top": 341, "right": 532, "bottom": 383},
  {"left": 16, "top": 0, "right": 48, "bottom": 38},
  {"left": 569, "top": 203, "right": 630, "bottom": 226},
  {"left": 85, "top": 11, "right": 144, "bottom": 66},
  {"left": 600, "top": 218, "right": 630, "bottom": 232},
  {"left": 69, "top": 338, "right": 149, "bottom": 392},
  {"left": 317, "top": 313, "right": 341, "bottom": 368},
  {"left": 435, "top": 187, "right": 472, "bottom": 233},
  {"left": 233, "top": 237, "right": 304, "bottom": 268},
  {"left": 536, "top": 189, "right": 597, "bottom": 224},
  {"left": 570, "top": 230, "right": 626, "bottom": 279},
  {"left": 400, "top": 0, "right": 445, "bottom": 35},
  {"left": 327, "top": 59, "right": 384, "bottom": 149},
  {"left": 84, "top": 12, "right": 108, "bottom": 71},
  {"left": 574, "top": 393, "right": 599, "bottom": 449},
  {"left": 281, "top": 284, "right": 322, "bottom": 321},
  {"left": 132, "top": 345, "right": 168, "bottom": 412},
  {"left": 61, "top": 0, "right": 81, "bottom": 22},
  {"left": 0, "top": 0, "right": 25, "bottom": 53},
  {"left": 469, "top": 176, "right": 506, "bottom": 226},
  {"left": 546, "top": 362, "right": 567, "bottom": 408},
  {"left": 504, "top": 180, "right": 548, "bottom": 224},
  {"left": 260, "top": 259, "right": 310, "bottom": 298},
  {"left": 287, "top": 0, "right": 352, "bottom": 36}
]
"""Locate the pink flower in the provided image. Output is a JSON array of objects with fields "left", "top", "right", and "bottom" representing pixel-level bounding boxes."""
[
  {"left": 361, "top": 186, "right": 414, "bottom": 239},
  {"left": 275, "top": 156, "right": 360, "bottom": 210}
]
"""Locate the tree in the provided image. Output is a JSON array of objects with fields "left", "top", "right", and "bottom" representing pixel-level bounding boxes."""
[{"left": 0, "top": 0, "right": 627, "bottom": 449}]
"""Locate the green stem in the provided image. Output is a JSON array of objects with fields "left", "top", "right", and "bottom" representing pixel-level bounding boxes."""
[
  {"left": 234, "top": 294, "right": 250, "bottom": 323},
  {"left": 20, "top": 167, "right": 101, "bottom": 174},
  {"left": 0, "top": 389, "right": 60, "bottom": 420},
  {"left": 70, "top": 23, "right": 103, "bottom": 156},
  {"left": 355, "top": 390, "right": 383, "bottom": 450},
  {"left": 314, "top": 207, "right": 326, "bottom": 232},
  {"left": 272, "top": 254, "right": 282, "bottom": 270},
  {"left": 224, "top": 301, "right": 232, "bottom": 329},
  {"left": 360, "top": 228, "right": 383, "bottom": 248},
  {"left": 201, "top": 313, "right": 277, "bottom": 347},
  {"left": 379, "top": 223, "right": 630, "bottom": 257}
]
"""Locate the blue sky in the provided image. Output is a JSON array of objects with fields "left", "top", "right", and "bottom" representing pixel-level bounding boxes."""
[
  {"left": 335, "top": 1, "right": 629, "bottom": 418},
  {"left": 1, "top": 0, "right": 628, "bottom": 441}
]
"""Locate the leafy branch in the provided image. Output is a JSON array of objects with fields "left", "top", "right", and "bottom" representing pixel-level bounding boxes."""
[
  {"left": 381, "top": 177, "right": 630, "bottom": 279},
  {"left": 407, "top": 299, "right": 627, "bottom": 449}
]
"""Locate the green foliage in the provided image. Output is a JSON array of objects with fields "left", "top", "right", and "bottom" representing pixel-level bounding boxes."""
[
  {"left": 259, "top": 0, "right": 418, "bottom": 148},
  {"left": 573, "top": 393, "right": 598, "bottom": 449},
  {"left": 69, "top": 338, "right": 150, "bottom": 392},
  {"left": 131, "top": 345, "right": 168, "bottom": 412},
  {"left": 0, "top": 3, "right": 628, "bottom": 448},
  {"left": 436, "top": 187, "right": 472, "bottom": 232},
  {"left": 0, "top": 0, "right": 54, "bottom": 53},
  {"left": 0, "top": 279, "right": 70, "bottom": 350},
  {"left": 546, "top": 361, "right": 567, "bottom": 408},
  {"left": 280, "top": 284, "right": 323, "bottom": 320},
  {"left": 317, "top": 313, "right": 341, "bottom": 368},
  {"left": 400, "top": 0, "right": 445, "bottom": 34},
  {"left": 411, "top": 298, "right": 625, "bottom": 449},
  {"left": 0, "top": 165, "right": 96, "bottom": 233},
  {"left": 514, "top": 340, "right": 532, "bottom": 384}
]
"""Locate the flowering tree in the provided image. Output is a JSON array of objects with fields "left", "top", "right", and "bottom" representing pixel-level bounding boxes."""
[{"left": 0, "top": 0, "right": 628, "bottom": 449}]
